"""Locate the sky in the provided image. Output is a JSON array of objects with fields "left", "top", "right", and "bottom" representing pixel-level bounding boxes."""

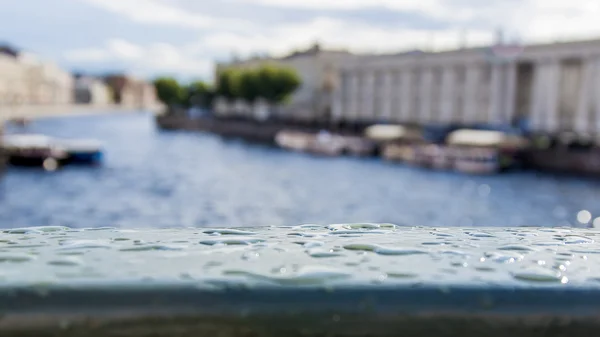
[{"left": 1, "top": 0, "right": 599, "bottom": 82}]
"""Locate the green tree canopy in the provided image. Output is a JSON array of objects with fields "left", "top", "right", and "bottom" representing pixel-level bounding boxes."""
[
  {"left": 268, "top": 66, "right": 301, "bottom": 103},
  {"left": 217, "top": 65, "right": 301, "bottom": 104},
  {"left": 215, "top": 69, "right": 237, "bottom": 99},
  {"left": 153, "top": 77, "right": 186, "bottom": 106},
  {"left": 235, "top": 69, "right": 261, "bottom": 102},
  {"left": 185, "top": 80, "right": 214, "bottom": 108}
]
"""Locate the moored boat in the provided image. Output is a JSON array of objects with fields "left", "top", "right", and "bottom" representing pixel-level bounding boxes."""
[
  {"left": 53, "top": 138, "right": 103, "bottom": 164},
  {"left": 1, "top": 134, "right": 103, "bottom": 169},
  {"left": 453, "top": 147, "right": 501, "bottom": 174},
  {"left": 446, "top": 129, "right": 529, "bottom": 174},
  {"left": 275, "top": 130, "right": 374, "bottom": 157}
]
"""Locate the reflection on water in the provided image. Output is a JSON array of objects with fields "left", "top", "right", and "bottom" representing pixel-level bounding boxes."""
[{"left": 1, "top": 112, "right": 599, "bottom": 229}]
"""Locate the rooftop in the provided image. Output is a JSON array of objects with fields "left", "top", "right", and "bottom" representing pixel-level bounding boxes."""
[{"left": 0, "top": 43, "right": 21, "bottom": 58}]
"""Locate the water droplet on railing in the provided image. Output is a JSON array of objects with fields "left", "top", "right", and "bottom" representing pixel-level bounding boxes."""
[
  {"left": 343, "top": 243, "right": 427, "bottom": 256},
  {"left": 47, "top": 257, "right": 83, "bottom": 266},
  {"left": 307, "top": 248, "right": 344, "bottom": 258},
  {"left": 199, "top": 237, "right": 265, "bottom": 246},
  {"left": 203, "top": 229, "right": 257, "bottom": 236},
  {"left": 498, "top": 245, "right": 537, "bottom": 252},
  {"left": 119, "top": 244, "right": 185, "bottom": 252},
  {"left": 0, "top": 253, "right": 36, "bottom": 263},
  {"left": 512, "top": 268, "right": 567, "bottom": 283},
  {"left": 58, "top": 240, "right": 112, "bottom": 250}
]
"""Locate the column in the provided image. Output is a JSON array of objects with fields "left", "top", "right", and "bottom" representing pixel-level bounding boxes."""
[
  {"left": 419, "top": 68, "right": 433, "bottom": 123},
  {"left": 348, "top": 72, "right": 360, "bottom": 122},
  {"left": 331, "top": 72, "right": 344, "bottom": 122},
  {"left": 377, "top": 71, "right": 393, "bottom": 121},
  {"left": 575, "top": 58, "right": 593, "bottom": 134},
  {"left": 529, "top": 61, "right": 546, "bottom": 132},
  {"left": 361, "top": 70, "right": 375, "bottom": 121},
  {"left": 529, "top": 59, "right": 561, "bottom": 134},
  {"left": 503, "top": 62, "right": 517, "bottom": 125},
  {"left": 463, "top": 64, "right": 480, "bottom": 126},
  {"left": 594, "top": 58, "right": 600, "bottom": 134},
  {"left": 545, "top": 59, "right": 561, "bottom": 133},
  {"left": 399, "top": 70, "right": 412, "bottom": 123},
  {"left": 489, "top": 64, "right": 503, "bottom": 124},
  {"left": 439, "top": 66, "right": 455, "bottom": 124}
]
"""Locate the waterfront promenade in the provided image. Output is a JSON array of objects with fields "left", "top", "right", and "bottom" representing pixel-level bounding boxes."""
[{"left": 0, "top": 103, "right": 164, "bottom": 121}]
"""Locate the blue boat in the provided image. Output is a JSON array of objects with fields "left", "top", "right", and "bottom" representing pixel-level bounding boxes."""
[
  {"left": 53, "top": 138, "right": 104, "bottom": 165},
  {"left": 2, "top": 134, "right": 103, "bottom": 169}
]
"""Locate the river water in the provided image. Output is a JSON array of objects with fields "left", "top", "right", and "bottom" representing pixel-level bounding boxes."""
[{"left": 1, "top": 112, "right": 599, "bottom": 229}]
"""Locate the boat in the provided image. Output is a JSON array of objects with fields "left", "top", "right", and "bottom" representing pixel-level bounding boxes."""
[
  {"left": 453, "top": 147, "right": 501, "bottom": 174},
  {"left": 446, "top": 129, "right": 529, "bottom": 174},
  {"left": 426, "top": 145, "right": 455, "bottom": 170},
  {"left": 275, "top": 130, "right": 376, "bottom": 157},
  {"left": 364, "top": 124, "right": 424, "bottom": 156},
  {"left": 339, "top": 135, "right": 377, "bottom": 156},
  {"left": 275, "top": 130, "right": 344, "bottom": 156},
  {"left": 1, "top": 134, "right": 103, "bottom": 170},
  {"left": 53, "top": 138, "right": 104, "bottom": 164}
]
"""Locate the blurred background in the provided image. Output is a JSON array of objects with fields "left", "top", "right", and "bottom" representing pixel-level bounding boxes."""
[{"left": 1, "top": 0, "right": 600, "bottom": 230}]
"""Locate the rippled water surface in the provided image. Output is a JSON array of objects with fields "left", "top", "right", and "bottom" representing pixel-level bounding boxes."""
[{"left": 1, "top": 112, "right": 600, "bottom": 229}]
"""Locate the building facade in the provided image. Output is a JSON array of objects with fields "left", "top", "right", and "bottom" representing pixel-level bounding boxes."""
[
  {"left": 74, "top": 76, "right": 113, "bottom": 105},
  {"left": 333, "top": 39, "right": 600, "bottom": 136},
  {"left": 104, "top": 74, "right": 157, "bottom": 109},
  {"left": 0, "top": 50, "right": 74, "bottom": 107}
]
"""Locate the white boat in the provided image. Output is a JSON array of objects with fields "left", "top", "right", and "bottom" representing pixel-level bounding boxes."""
[
  {"left": 453, "top": 147, "right": 501, "bottom": 174},
  {"left": 276, "top": 130, "right": 345, "bottom": 156},
  {"left": 446, "top": 129, "right": 529, "bottom": 174},
  {"left": 2, "top": 134, "right": 54, "bottom": 149},
  {"left": 2, "top": 134, "right": 103, "bottom": 168},
  {"left": 275, "top": 130, "right": 375, "bottom": 157}
]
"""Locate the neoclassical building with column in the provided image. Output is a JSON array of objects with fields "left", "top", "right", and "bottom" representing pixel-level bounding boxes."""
[{"left": 332, "top": 39, "right": 600, "bottom": 136}]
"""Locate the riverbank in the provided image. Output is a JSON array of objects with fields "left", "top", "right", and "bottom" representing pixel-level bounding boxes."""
[
  {"left": 156, "top": 114, "right": 362, "bottom": 143},
  {"left": 0, "top": 104, "right": 163, "bottom": 173},
  {"left": 156, "top": 114, "right": 600, "bottom": 177},
  {"left": 0, "top": 103, "right": 164, "bottom": 121}
]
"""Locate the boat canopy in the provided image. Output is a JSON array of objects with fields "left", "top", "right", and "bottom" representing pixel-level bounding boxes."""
[
  {"left": 364, "top": 124, "right": 422, "bottom": 142},
  {"left": 447, "top": 129, "right": 528, "bottom": 148},
  {"left": 2, "top": 134, "right": 53, "bottom": 148}
]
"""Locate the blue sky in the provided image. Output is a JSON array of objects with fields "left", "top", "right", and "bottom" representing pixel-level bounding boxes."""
[{"left": 1, "top": 0, "right": 599, "bottom": 81}]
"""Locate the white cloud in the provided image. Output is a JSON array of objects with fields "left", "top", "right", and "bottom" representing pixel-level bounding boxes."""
[
  {"left": 232, "top": 0, "right": 600, "bottom": 43},
  {"left": 106, "top": 39, "right": 144, "bottom": 60},
  {"left": 237, "top": 0, "right": 441, "bottom": 11},
  {"left": 64, "top": 38, "right": 212, "bottom": 79},
  {"left": 520, "top": 0, "right": 600, "bottom": 42},
  {"left": 233, "top": 0, "right": 484, "bottom": 22},
  {"left": 63, "top": 48, "right": 110, "bottom": 62},
  {"left": 64, "top": 0, "right": 600, "bottom": 80},
  {"left": 202, "top": 17, "right": 494, "bottom": 57},
  {"left": 78, "top": 0, "right": 251, "bottom": 30}
]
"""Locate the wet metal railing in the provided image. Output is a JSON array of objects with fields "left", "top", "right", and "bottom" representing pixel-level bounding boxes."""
[{"left": 1, "top": 224, "right": 600, "bottom": 336}]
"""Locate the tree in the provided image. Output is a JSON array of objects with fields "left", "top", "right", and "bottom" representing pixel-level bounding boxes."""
[
  {"left": 215, "top": 69, "right": 237, "bottom": 99},
  {"left": 235, "top": 69, "right": 261, "bottom": 102},
  {"left": 185, "top": 80, "right": 214, "bottom": 108},
  {"left": 255, "top": 66, "right": 278, "bottom": 102},
  {"left": 215, "top": 65, "right": 301, "bottom": 104},
  {"left": 153, "top": 77, "right": 185, "bottom": 106},
  {"left": 269, "top": 66, "right": 301, "bottom": 103}
]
